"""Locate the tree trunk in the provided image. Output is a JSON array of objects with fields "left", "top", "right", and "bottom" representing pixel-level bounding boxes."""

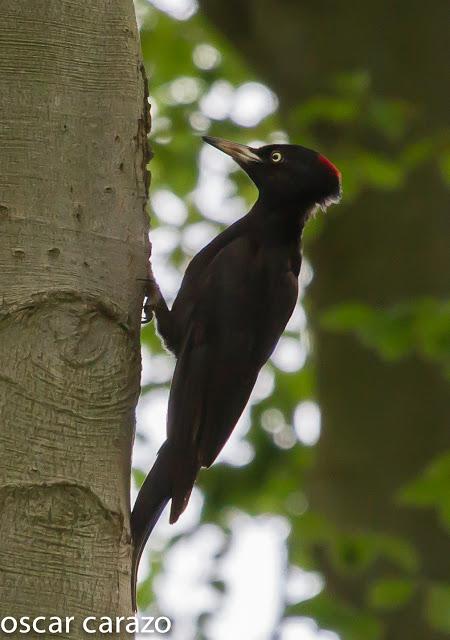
[
  {"left": 0, "top": 0, "right": 149, "bottom": 634},
  {"left": 198, "top": 2, "right": 449, "bottom": 639}
]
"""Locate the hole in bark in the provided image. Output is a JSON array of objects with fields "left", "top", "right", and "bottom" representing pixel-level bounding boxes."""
[
  {"left": 74, "top": 204, "right": 82, "bottom": 221},
  {"left": 48, "top": 247, "right": 60, "bottom": 259}
]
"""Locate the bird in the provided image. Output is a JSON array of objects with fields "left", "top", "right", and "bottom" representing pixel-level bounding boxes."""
[{"left": 131, "top": 136, "right": 342, "bottom": 610}]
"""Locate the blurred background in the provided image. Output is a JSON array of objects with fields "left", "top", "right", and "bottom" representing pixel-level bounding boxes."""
[{"left": 132, "top": 1, "right": 450, "bottom": 638}]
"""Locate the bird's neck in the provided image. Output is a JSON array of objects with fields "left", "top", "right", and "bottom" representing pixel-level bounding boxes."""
[{"left": 251, "top": 197, "right": 310, "bottom": 243}]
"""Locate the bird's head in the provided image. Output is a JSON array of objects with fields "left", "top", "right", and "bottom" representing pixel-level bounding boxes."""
[{"left": 203, "top": 136, "right": 342, "bottom": 214}]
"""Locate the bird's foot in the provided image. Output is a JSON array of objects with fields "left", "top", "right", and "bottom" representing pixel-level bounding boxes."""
[
  {"left": 142, "top": 284, "right": 163, "bottom": 324},
  {"left": 142, "top": 298, "right": 153, "bottom": 324},
  {"left": 141, "top": 264, "right": 163, "bottom": 325}
]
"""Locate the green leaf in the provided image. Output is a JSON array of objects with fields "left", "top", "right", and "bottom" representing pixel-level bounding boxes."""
[
  {"left": 137, "top": 574, "right": 155, "bottom": 610},
  {"left": 291, "top": 96, "right": 359, "bottom": 126},
  {"left": 357, "top": 153, "right": 404, "bottom": 190},
  {"left": 328, "top": 531, "right": 419, "bottom": 575},
  {"left": 332, "top": 70, "right": 371, "bottom": 96},
  {"left": 330, "top": 533, "right": 378, "bottom": 574},
  {"left": 372, "top": 534, "right": 419, "bottom": 573},
  {"left": 401, "top": 135, "right": 439, "bottom": 170},
  {"left": 397, "top": 451, "right": 450, "bottom": 530},
  {"left": 439, "top": 147, "right": 450, "bottom": 186},
  {"left": 321, "top": 299, "right": 450, "bottom": 376},
  {"left": 425, "top": 583, "right": 450, "bottom": 633},
  {"left": 368, "top": 98, "right": 415, "bottom": 141},
  {"left": 291, "top": 593, "right": 382, "bottom": 640},
  {"left": 368, "top": 578, "right": 415, "bottom": 610},
  {"left": 132, "top": 467, "right": 146, "bottom": 489}
]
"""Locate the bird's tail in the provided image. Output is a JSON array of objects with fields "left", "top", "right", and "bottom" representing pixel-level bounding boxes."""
[
  {"left": 130, "top": 440, "right": 201, "bottom": 610},
  {"left": 130, "top": 441, "right": 171, "bottom": 612}
]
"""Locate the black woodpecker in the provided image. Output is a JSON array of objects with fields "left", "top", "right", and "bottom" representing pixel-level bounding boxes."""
[{"left": 131, "top": 136, "right": 342, "bottom": 610}]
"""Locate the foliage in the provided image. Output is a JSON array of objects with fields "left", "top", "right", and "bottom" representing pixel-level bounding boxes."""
[
  {"left": 134, "top": 1, "right": 450, "bottom": 638},
  {"left": 397, "top": 452, "right": 450, "bottom": 531},
  {"left": 425, "top": 582, "right": 450, "bottom": 633},
  {"left": 321, "top": 299, "right": 450, "bottom": 378},
  {"left": 291, "top": 592, "right": 382, "bottom": 640}
]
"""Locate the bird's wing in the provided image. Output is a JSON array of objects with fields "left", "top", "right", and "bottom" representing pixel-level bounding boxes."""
[
  {"left": 170, "top": 215, "right": 251, "bottom": 334},
  {"left": 166, "top": 234, "right": 299, "bottom": 521}
]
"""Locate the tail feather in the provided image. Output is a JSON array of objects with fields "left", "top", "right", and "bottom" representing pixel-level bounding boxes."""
[
  {"left": 130, "top": 442, "right": 172, "bottom": 612},
  {"left": 131, "top": 441, "right": 201, "bottom": 610},
  {"left": 169, "top": 463, "right": 199, "bottom": 524}
]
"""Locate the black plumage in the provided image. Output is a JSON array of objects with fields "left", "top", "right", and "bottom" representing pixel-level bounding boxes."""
[{"left": 131, "top": 136, "right": 342, "bottom": 609}]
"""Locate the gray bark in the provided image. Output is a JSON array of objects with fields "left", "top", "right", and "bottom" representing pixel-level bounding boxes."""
[{"left": 0, "top": 0, "right": 149, "bottom": 634}]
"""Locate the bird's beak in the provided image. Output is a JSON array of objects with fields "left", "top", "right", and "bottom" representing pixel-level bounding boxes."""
[{"left": 202, "top": 136, "right": 261, "bottom": 164}]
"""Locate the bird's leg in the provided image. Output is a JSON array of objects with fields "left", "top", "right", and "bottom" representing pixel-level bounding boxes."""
[{"left": 142, "top": 265, "right": 179, "bottom": 356}]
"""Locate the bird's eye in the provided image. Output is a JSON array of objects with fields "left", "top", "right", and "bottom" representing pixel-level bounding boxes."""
[{"left": 271, "top": 151, "right": 283, "bottom": 163}]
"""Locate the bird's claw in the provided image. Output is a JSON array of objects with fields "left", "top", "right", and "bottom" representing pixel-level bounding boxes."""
[
  {"left": 141, "top": 299, "right": 154, "bottom": 324},
  {"left": 141, "top": 270, "right": 163, "bottom": 325}
]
